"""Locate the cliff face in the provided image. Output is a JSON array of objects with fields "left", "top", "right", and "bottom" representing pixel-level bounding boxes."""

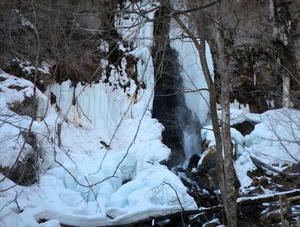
[
  {"left": 189, "top": 0, "right": 300, "bottom": 112},
  {"left": 0, "top": 0, "right": 120, "bottom": 89},
  {"left": 3, "top": 0, "right": 298, "bottom": 113}
]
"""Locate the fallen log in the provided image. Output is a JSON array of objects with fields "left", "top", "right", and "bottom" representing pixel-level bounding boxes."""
[
  {"left": 250, "top": 155, "right": 300, "bottom": 181},
  {"left": 116, "top": 205, "right": 223, "bottom": 226},
  {"left": 113, "top": 190, "right": 300, "bottom": 226},
  {"left": 238, "top": 189, "right": 300, "bottom": 206}
]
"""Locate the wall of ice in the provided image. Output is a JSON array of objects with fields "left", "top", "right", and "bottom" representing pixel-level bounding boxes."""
[
  {"left": 50, "top": 50, "right": 155, "bottom": 138},
  {"left": 170, "top": 24, "right": 213, "bottom": 126},
  {"left": 166, "top": 12, "right": 213, "bottom": 165},
  {"left": 169, "top": 0, "right": 214, "bottom": 127}
]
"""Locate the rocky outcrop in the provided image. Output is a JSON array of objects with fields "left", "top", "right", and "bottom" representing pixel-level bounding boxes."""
[
  {"left": 9, "top": 95, "right": 38, "bottom": 118},
  {"left": 0, "top": 0, "right": 121, "bottom": 87},
  {"left": 152, "top": 6, "right": 186, "bottom": 167},
  {"left": 188, "top": 0, "right": 300, "bottom": 112}
]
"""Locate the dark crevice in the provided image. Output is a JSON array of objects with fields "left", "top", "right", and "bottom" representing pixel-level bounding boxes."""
[{"left": 151, "top": 6, "right": 202, "bottom": 168}]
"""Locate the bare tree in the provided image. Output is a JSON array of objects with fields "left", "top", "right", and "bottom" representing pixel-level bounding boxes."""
[{"left": 163, "top": 1, "right": 238, "bottom": 225}]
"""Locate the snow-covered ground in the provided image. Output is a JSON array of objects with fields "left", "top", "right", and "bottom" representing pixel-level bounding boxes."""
[{"left": 201, "top": 105, "right": 300, "bottom": 193}]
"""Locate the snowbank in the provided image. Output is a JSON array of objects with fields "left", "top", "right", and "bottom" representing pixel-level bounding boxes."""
[
  {"left": 201, "top": 107, "right": 300, "bottom": 193},
  {"left": 0, "top": 63, "right": 196, "bottom": 227}
]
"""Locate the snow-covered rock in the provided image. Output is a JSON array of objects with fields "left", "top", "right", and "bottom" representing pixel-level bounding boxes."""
[{"left": 201, "top": 107, "right": 300, "bottom": 193}]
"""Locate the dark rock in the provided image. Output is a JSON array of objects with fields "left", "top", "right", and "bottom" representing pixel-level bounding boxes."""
[
  {"left": 8, "top": 85, "right": 26, "bottom": 91},
  {"left": 0, "top": 0, "right": 120, "bottom": 88},
  {"left": 50, "top": 92, "right": 56, "bottom": 105},
  {"left": 232, "top": 121, "right": 256, "bottom": 136},
  {"left": 187, "top": 154, "right": 200, "bottom": 170},
  {"left": 0, "top": 76, "right": 7, "bottom": 82},
  {"left": 152, "top": 6, "right": 202, "bottom": 168},
  {"left": 8, "top": 95, "right": 38, "bottom": 119},
  {"left": 192, "top": 146, "right": 220, "bottom": 201},
  {"left": 152, "top": 6, "right": 185, "bottom": 167},
  {"left": 0, "top": 131, "right": 40, "bottom": 186}
]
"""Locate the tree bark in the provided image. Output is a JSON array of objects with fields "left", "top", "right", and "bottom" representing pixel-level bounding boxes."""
[
  {"left": 216, "top": 28, "right": 238, "bottom": 227},
  {"left": 283, "top": 74, "right": 290, "bottom": 108}
]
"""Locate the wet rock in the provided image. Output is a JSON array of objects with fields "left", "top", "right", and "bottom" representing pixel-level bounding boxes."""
[{"left": 152, "top": 6, "right": 202, "bottom": 168}]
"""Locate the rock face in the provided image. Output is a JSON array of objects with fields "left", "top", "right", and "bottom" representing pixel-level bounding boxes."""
[
  {"left": 152, "top": 6, "right": 186, "bottom": 167},
  {"left": 0, "top": 0, "right": 119, "bottom": 86},
  {"left": 188, "top": 0, "right": 300, "bottom": 112}
]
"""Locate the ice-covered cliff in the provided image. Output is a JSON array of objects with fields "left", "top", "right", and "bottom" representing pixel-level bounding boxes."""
[{"left": 0, "top": 1, "right": 200, "bottom": 226}]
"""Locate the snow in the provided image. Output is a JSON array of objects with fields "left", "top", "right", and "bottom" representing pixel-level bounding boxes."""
[
  {"left": 203, "top": 218, "right": 220, "bottom": 226},
  {"left": 13, "top": 9, "right": 35, "bottom": 30},
  {"left": 201, "top": 106, "right": 300, "bottom": 193},
  {"left": 0, "top": 1, "right": 198, "bottom": 225},
  {"left": 229, "top": 103, "right": 261, "bottom": 125},
  {"left": 115, "top": 1, "right": 159, "bottom": 48},
  {"left": 0, "top": 72, "right": 47, "bottom": 167},
  {"left": 98, "top": 40, "right": 109, "bottom": 53},
  {"left": 237, "top": 189, "right": 300, "bottom": 203},
  {"left": 0, "top": 70, "right": 196, "bottom": 226},
  {"left": 234, "top": 151, "right": 257, "bottom": 192},
  {"left": 201, "top": 125, "right": 244, "bottom": 148},
  {"left": 244, "top": 108, "right": 300, "bottom": 167}
]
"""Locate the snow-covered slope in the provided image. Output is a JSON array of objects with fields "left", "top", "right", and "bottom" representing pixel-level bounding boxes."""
[
  {"left": 0, "top": 58, "right": 196, "bottom": 227},
  {"left": 201, "top": 106, "right": 300, "bottom": 193},
  {"left": 0, "top": 1, "right": 198, "bottom": 226}
]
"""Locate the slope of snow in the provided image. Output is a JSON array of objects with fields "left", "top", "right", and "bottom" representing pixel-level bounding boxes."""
[
  {"left": 244, "top": 108, "right": 300, "bottom": 166},
  {"left": 0, "top": 66, "right": 196, "bottom": 227}
]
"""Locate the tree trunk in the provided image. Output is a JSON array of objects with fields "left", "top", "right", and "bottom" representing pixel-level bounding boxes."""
[
  {"left": 283, "top": 74, "right": 290, "bottom": 108},
  {"left": 216, "top": 28, "right": 238, "bottom": 227},
  {"left": 169, "top": 3, "right": 238, "bottom": 225}
]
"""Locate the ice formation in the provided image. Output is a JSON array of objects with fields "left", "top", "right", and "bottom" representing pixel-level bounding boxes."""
[
  {"left": 169, "top": 12, "right": 212, "bottom": 126},
  {"left": 0, "top": 1, "right": 198, "bottom": 226}
]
